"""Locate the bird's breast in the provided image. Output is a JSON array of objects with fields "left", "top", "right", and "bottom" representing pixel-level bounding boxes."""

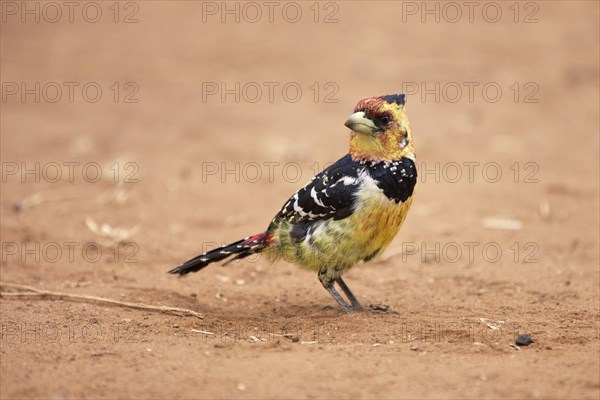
[{"left": 350, "top": 174, "right": 414, "bottom": 251}]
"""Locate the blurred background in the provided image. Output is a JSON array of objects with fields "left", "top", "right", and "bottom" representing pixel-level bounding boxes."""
[{"left": 1, "top": 1, "right": 599, "bottom": 399}]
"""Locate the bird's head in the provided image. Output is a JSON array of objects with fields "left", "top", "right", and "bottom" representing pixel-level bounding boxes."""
[{"left": 345, "top": 94, "right": 414, "bottom": 162}]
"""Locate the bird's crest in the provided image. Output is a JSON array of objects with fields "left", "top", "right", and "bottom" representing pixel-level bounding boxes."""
[{"left": 381, "top": 94, "right": 406, "bottom": 106}]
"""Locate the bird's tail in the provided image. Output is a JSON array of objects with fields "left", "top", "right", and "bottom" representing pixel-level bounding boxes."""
[{"left": 168, "top": 232, "right": 273, "bottom": 275}]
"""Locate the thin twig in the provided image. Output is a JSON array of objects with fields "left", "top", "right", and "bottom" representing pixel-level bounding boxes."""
[
  {"left": 13, "top": 187, "right": 84, "bottom": 212},
  {"left": 0, "top": 282, "right": 203, "bottom": 319}
]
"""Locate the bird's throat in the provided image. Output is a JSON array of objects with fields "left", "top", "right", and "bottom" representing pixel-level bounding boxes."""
[{"left": 349, "top": 132, "right": 414, "bottom": 162}]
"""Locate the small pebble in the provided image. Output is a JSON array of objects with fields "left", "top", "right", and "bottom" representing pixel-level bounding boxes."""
[{"left": 515, "top": 334, "right": 534, "bottom": 346}]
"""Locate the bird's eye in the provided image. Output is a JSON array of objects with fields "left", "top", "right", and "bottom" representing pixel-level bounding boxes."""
[{"left": 378, "top": 115, "right": 391, "bottom": 126}]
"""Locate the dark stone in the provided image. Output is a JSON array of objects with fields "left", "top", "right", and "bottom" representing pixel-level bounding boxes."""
[{"left": 515, "top": 334, "right": 534, "bottom": 346}]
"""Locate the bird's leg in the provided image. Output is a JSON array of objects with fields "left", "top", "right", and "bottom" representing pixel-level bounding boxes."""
[
  {"left": 319, "top": 267, "right": 352, "bottom": 313},
  {"left": 335, "top": 277, "right": 363, "bottom": 311},
  {"left": 326, "top": 285, "right": 353, "bottom": 313}
]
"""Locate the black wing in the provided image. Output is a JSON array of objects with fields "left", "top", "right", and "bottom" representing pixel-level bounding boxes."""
[
  {"left": 368, "top": 157, "right": 417, "bottom": 204},
  {"left": 270, "top": 154, "right": 363, "bottom": 227}
]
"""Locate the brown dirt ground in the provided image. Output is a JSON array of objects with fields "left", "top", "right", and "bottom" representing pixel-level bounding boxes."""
[{"left": 1, "top": 1, "right": 599, "bottom": 399}]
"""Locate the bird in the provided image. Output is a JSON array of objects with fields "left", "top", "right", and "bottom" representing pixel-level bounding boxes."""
[{"left": 169, "top": 93, "right": 417, "bottom": 312}]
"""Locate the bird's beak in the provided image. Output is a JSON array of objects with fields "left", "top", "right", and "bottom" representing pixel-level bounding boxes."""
[{"left": 344, "top": 112, "right": 378, "bottom": 135}]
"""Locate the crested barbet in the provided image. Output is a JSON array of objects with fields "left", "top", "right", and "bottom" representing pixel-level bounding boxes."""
[{"left": 169, "top": 94, "right": 417, "bottom": 312}]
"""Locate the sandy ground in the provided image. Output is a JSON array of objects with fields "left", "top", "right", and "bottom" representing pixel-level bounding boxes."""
[{"left": 1, "top": 1, "right": 599, "bottom": 399}]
